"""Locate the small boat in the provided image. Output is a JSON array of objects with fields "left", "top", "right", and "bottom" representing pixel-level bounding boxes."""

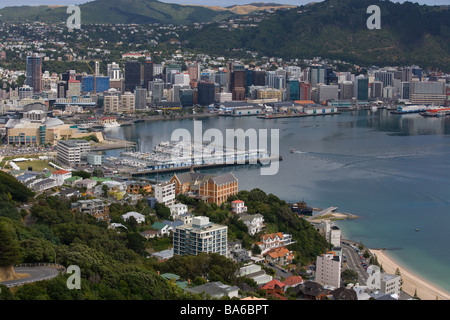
[
  {"left": 415, "top": 228, "right": 420, "bottom": 232},
  {"left": 289, "top": 148, "right": 296, "bottom": 153}
]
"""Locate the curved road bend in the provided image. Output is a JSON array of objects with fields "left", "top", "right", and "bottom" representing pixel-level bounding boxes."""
[{"left": 1, "top": 266, "right": 61, "bottom": 287}]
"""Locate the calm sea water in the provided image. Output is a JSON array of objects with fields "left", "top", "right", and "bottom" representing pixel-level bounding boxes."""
[{"left": 104, "top": 109, "right": 450, "bottom": 292}]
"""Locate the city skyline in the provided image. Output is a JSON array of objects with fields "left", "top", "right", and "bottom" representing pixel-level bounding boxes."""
[{"left": 0, "top": 0, "right": 449, "bottom": 9}]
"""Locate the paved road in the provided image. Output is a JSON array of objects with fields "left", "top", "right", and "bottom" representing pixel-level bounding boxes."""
[
  {"left": 1, "top": 266, "right": 62, "bottom": 287},
  {"left": 341, "top": 243, "right": 369, "bottom": 285}
]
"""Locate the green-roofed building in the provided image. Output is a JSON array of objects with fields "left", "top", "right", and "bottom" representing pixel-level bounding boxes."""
[{"left": 161, "top": 273, "right": 180, "bottom": 281}]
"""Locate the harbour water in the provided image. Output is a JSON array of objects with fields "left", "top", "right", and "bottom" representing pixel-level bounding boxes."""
[{"left": 104, "top": 109, "right": 450, "bottom": 292}]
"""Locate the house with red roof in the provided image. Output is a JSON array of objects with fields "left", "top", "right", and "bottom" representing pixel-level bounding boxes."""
[
  {"left": 261, "top": 279, "right": 285, "bottom": 295},
  {"left": 265, "top": 247, "right": 294, "bottom": 267},
  {"left": 50, "top": 169, "right": 72, "bottom": 186},
  {"left": 283, "top": 275, "right": 304, "bottom": 290},
  {"left": 231, "top": 200, "right": 247, "bottom": 214},
  {"left": 256, "top": 232, "right": 294, "bottom": 254}
]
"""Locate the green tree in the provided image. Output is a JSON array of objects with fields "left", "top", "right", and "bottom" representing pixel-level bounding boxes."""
[{"left": 0, "top": 222, "right": 22, "bottom": 266}]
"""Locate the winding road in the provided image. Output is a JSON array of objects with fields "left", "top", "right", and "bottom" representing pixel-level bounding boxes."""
[{"left": 1, "top": 265, "right": 63, "bottom": 288}]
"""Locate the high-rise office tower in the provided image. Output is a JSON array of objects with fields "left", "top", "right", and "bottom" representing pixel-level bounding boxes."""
[
  {"left": 143, "top": 57, "right": 154, "bottom": 91},
  {"left": 371, "top": 81, "right": 383, "bottom": 99},
  {"left": 135, "top": 87, "right": 148, "bottom": 110},
  {"left": 299, "top": 82, "right": 312, "bottom": 100},
  {"left": 198, "top": 81, "right": 215, "bottom": 106},
  {"left": 26, "top": 53, "right": 42, "bottom": 93},
  {"left": 124, "top": 60, "right": 141, "bottom": 92},
  {"left": 231, "top": 70, "right": 246, "bottom": 101},
  {"left": 374, "top": 70, "right": 394, "bottom": 88},
  {"left": 252, "top": 70, "right": 266, "bottom": 86},
  {"left": 309, "top": 64, "right": 325, "bottom": 87},
  {"left": 354, "top": 76, "right": 369, "bottom": 101}
]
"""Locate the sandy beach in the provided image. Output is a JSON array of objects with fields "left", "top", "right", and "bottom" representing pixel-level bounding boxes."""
[{"left": 370, "top": 249, "right": 450, "bottom": 300}]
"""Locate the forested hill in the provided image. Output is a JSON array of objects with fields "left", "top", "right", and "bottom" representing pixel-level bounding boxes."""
[
  {"left": 0, "top": 0, "right": 236, "bottom": 25},
  {"left": 180, "top": 0, "right": 450, "bottom": 71}
]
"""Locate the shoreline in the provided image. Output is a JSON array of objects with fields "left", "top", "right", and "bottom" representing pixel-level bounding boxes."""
[{"left": 369, "top": 249, "right": 450, "bottom": 300}]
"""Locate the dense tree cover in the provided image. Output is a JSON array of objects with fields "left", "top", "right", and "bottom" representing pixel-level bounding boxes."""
[
  {"left": 179, "top": 0, "right": 450, "bottom": 71},
  {"left": 0, "top": 221, "right": 22, "bottom": 266},
  {"left": 0, "top": 171, "right": 34, "bottom": 203},
  {"left": 0, "top": 192, "right": 190, "bottom": 300},
  {"left": 158, "top": 253, "right": 239, "bottom": 286},
  {"left": 229, "top": 189, "right": 330, "bottom": 265}
]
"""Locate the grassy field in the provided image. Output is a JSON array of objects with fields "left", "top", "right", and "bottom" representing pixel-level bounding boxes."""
[{"left": 15, "top": 160, "right": 51, "bottom": 172}]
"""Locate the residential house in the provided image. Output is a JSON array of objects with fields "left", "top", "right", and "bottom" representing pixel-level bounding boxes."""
[
  {"left": 59, "top": 187, "right": 81, "bottom": 199},
  {"left": 257, "top": 232, "right": 294, "bottom": 254},
  {"left": 50, "top": 169, "right": 72, "bottom": 186},
  {"left": 185, "top": 282, "right": 239, "bottom": 299},
  {"left": 297, "top": 281, "right": 329, "bottom": 300},
  {"left": 168, "top": 203, "right": 188, "bottom": 220},
  {"left": 122, "top": 211, "right": 146, "bottom": 224},
  {"left": 75, "top": 178, "right": 97, "bottom": 190},
  {"left": 140, "top": 230, "right": 158, "bottom": 239},
  {"left": 151, "top": 249, "right": 174, "bottom": 261},
  {"left": 126, "top": 180, "right": 152, "bottom": 194},
  {"left": 72, "top": 199, "right": 110, "bottom": 222},
  {"left": 265, "top": 247, "right": 294, "bottom": 267},
  {"left": 238, "top": 213, "right": 264, "bottom": 235},
  {"left": 178, "top": 213, "right": 193, "bottom": 225},
  {"left": 260, "top": 279, "right": 286, "bottom": 295},
  {"left": 283, "top": 276, "right": 304, "bottom": 290},
  {"left": 152, "top": 221, "right": 170, "bottom": 237},
  {"left": 329, "top": 287, "right": 358, "bottom": 300},
  {"left": 231, "top": 200, "right": 247, "bottom": 214},
  {"left": 64, "top": 175, "right": 82, "bottom": 186},
  {"left": 238, "top": 264, "right": 272, "bottom": 285},
  {"left": 16, "top": 173, "right": 37, "bottom": 184},
  {"left": 32, "top": 178, "right": 56, "bottom": 192}
]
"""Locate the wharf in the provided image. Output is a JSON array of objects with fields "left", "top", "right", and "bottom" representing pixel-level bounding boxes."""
[
  {"left": 258, "top": 112, "right": 341, "bottom": 119},
  {"left": 127, "top": 155, "right": 283, "bottom": 177}
]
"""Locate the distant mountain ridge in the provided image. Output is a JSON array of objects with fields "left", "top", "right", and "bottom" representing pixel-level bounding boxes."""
[
  {"left": 0, "top": 0, "right": 297, "bottom": 24},
  {"left": 0, "top": 0, "right": 236, "bottom": 25}
]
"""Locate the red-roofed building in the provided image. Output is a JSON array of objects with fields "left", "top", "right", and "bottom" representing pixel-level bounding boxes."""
[
  {"left": 265, "top": 247, "right": 294, "bottom": 266},
  {"left": 231, "top": 200, "right": 247, "bottom": 214},
  {"left": 257, "top": 232, "right": 294, "bottom": 254},
  {"left": 261, "top": 279, "right": 285, "bottom": 295},
  {"left": 283, "top": 276, "right": 304, "bottom": 290},
  {"left": 50, "top": 170, "right": 72, "bottom": 185}
]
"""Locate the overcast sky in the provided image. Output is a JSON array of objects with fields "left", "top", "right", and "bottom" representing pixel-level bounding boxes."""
[{"left": 0, "top": 0, "right": 448, "bottom": 9}]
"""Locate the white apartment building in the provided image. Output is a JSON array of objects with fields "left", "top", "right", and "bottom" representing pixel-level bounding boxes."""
[
  {"left": 173, "top": 216, "right": 228, "bottom": 256},
  {"left": 315, "top": 252, "right": 341, "bottom": 289},
  {"left": 380, "top": 273, "right": 402, "bottom": 296},
  {"left": 56, "top": 139, "right": 90, "bottom": 166},
  {"left": 154, "top": 181, "right": 176, "bottom": 206}
]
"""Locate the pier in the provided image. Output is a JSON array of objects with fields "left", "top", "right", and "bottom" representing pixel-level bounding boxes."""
[
  {"left": 128, "top": 155, "right": 283, "bottom": 177},
  {"left": 257, "top": 112, "right": 341, "bottom": 119}
]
